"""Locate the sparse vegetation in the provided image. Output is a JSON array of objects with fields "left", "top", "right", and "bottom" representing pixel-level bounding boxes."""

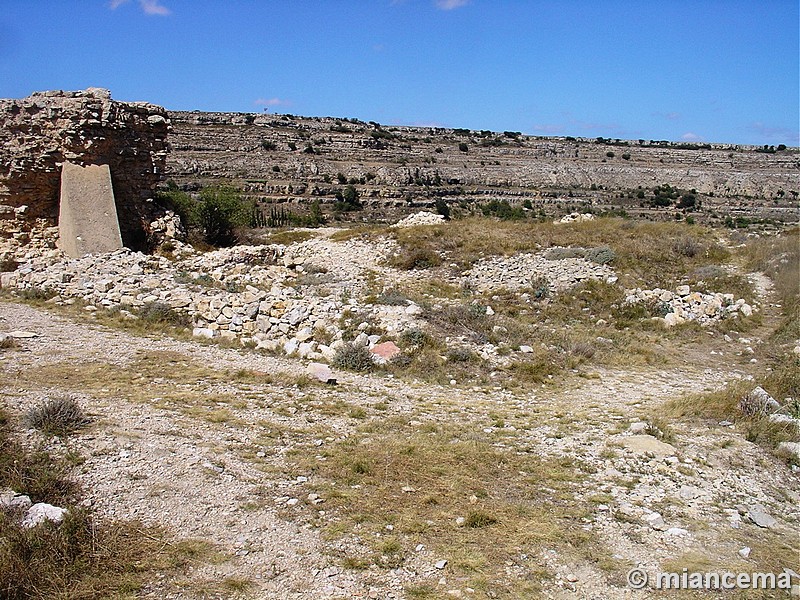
[
  {"left": 0, "top": 407, "right": 217, "bottom": 598},
  {"left": 331, "top": 343, "right": 375, "bottom": 372},
  {"left": 24, "top": 397, "right": 90, "bottom": 437},
  {"left": 292, "top": 419, "right": 597, "bottom": 595}
]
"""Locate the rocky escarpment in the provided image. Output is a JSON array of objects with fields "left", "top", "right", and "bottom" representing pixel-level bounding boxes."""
[
  {"left": 166, "top": 111, "right": 799, "bottom": 222},
  {"left": 0, "top": 88, "right": 170, "bottom": 250}
]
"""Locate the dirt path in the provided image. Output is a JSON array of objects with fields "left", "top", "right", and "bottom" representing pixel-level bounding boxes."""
[{"left": 1, "top": 300, "right": 797, "bottom": 599}]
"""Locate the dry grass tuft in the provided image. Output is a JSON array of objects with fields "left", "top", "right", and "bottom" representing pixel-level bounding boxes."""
[{"left": 24, "top": 397, "right": 91, "bottom": 437}]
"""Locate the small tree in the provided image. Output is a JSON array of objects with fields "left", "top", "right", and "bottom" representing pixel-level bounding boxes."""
[
  {"left": 196, "top": 186, "right": 248, "bottom": 246},
  {"left": 342, "top": 184, "right": 361, "bottom": 209},
  {"left": 435, "top": 198, "right": 450, "bottom": 220}
]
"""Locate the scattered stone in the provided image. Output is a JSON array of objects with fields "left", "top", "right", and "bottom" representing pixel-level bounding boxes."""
[
  {"left": 665, "top": 527, "right": 689, "bottom": 536},
  {"left": 7, "top": 330, "right": 40, "bottom": 338},
  {"left": 747, "top": 504, "right": 777, "bottom": 529},
  {"left": 739, "top": 386, "right": 780, "bottom": 416},
  {"left": 629, "top": 422, "right": 648, "bottom": 434},
  {"left": 738, "top": 546, "right": 751, "bottom": 559},
  {"left": 644, "top": 512, "right": 667, "bottom": 531},
  {"left": 621, "top": 435, "right": 677, "bottom": 458},
  {"left": 778, "top": 441, "right": 800, "bottom": 461},
  {"left": 22, "top": 503, "right": 68, "bottom": 528},
  {"left": 555, "top": 212, "right": 594, "bottom": 224},
  {"left": 435, "top": 559, "right": 448, "bottom": 570},
  {"left": 307, "top": 362, "right": 337, "bottom": 384},
  {"left": 0, "top": 489, "right": 32, "bottom": 510},
  {"left": 678, "top": 485, "right": 701, "bottom": 500},
  {"left": 624, "top": 285, "right": 754, "bottom": 326},
  {"left": 390, "top": 212, "right": 446, "bottom": 228}
]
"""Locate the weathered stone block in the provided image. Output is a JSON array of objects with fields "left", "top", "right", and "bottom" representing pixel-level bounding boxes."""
[{"left": 58, "top": 163, "right": 122, "bottom": 257}]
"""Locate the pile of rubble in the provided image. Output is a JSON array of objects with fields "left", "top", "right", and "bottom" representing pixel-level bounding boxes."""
[
  {"left": 555, "top": 212, "right": 595, "bottom": 224},
  {"left": 463, "top": 250, "right": 617, "bottom": 293},
  {"left": 624, "top": 285, "right": 754, "bottom": 326},
  {"left": 390, "top": 212, "right": 446, "bottom": 228},
  {"left": 1, "top": 243, "right": 422, "bottom": 364}
]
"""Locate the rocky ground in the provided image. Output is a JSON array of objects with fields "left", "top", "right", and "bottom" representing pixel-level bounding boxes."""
[{"left": 0, "top": 218, "right": 798, "bottom": 599}]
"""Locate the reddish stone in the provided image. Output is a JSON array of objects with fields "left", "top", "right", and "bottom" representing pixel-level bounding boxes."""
[{"left": 370, "top": 341, "right": 401, "bottom": 361}]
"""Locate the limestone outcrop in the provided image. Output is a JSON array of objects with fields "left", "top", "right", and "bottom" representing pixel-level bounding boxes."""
[
  {"left": 165, "top": 110, "right": 799, "bottom": 223},
  {"left": 0, "top": 88, "right": 169, "bottom": 251}
]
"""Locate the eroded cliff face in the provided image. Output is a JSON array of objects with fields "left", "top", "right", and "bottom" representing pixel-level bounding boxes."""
[
  {"left": 0, "top": 88, "right": 169, "bottom": 250},
  {"left": 165, "top": 111, "right": 799, "bottom": 222}
]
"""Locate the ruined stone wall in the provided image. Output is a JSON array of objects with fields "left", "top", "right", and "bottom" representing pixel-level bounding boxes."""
[{"left": 0, "top": 88, "right": 169, "bottom": 250}]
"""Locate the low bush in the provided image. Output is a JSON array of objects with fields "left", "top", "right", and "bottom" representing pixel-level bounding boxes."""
[
  {"left": 398, "top": 328, "right": 429, "bottom": 348},
  {"left": 585, "top": 246, "right": 616, "bottom": 264},
  {"left": 332, "top": 343, "right": 375, "bottom": 372},
  {"left": 376, "top": 288, "right": 408, "bottom": 306},
  {"left": 138, "top": 302, "right": 191, "bottom": 328},
  {"left": 546, "top": 247, "right": 585, "bottom": 261},
  {"left": 445, "top": 347, "right": 475, "bottom": 363},
  {"left": 389, "top": 246, "right": 442, "bottom": 270},
  {"left": 0, "top": 409, "right": 77, "bottom": 504},
  {"left": 24, "top": 397, "right": 90, "bottom": 437}
]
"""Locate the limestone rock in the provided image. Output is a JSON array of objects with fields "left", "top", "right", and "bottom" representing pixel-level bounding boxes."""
[
  {"left": 739, "top": 386, "right": 780, "bottom": 416},
  {"left": 621, "top": 435, "right": 677, "bottom": 458},
  {"left": 307, "top": 362, "right": 337, "bottom": 384},
  {"left": 22, "top": 503, "right": 68, "bottom": 528},
  {"left": 747, "top": 504, "right": 777, "bottom": 529}
]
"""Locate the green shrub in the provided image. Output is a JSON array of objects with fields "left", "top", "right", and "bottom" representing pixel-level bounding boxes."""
[
  {"left": 464, "top": 510, "right": 499, "bottom": 528},
  {"left": 399, "top": 328, "right": 429, "bottom": 348},
  {"left": 138, "top": 302, "right": 191, "bottom": 328},
  {"left": 530, "top": 276, "right": 550, "bottom": 299},
  {"left": 195, "top": 186, "right": 253, "bottom": 246},
  {"left": 481, "top": 199, "right": 525, "bottom": 221},
  {"left": 546, "top": 247, "right": 586, "bottom": 260},
  {"left": 156, "top": 186, "right": 195, "bottom": 229},
  {"left": 585, "top": 246, "right": 616, "bottom": 264},
  {"left": 332, "top": 343, "right": 375, "bottom": 372}
]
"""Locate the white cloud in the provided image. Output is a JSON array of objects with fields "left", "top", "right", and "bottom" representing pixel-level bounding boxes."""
[
  {"left": 436, "top": 0, "right": 469, "bottom": 10},
  {"left": 653, "top": 111, "right": 681, "bottom": 121},
  {"left": 254, "top": 98, "right": 290, "bottom": 108},
  {"left": 531, "top": 123, "right": 564, "bottom": 134},
  {"left": 109, "top": 0, "right": 171, "bottom": 16},
  {"left": 140, "top": 0, "right": 171, "bottom": 16},
  {"left": 681, "top": 132, "right": 702, "bottom": 142},
  {"left": 748, "top": 122, "right": 799, "bottom": 144}
]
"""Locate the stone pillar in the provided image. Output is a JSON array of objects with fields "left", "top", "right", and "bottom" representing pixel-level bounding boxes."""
[{"left": 58, "top": 162, "right": 123, "bottom": 257}]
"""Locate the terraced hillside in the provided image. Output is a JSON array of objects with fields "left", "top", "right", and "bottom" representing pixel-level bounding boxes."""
[{"left": 166, "top": 111, "right": 799, "bottom": 224}]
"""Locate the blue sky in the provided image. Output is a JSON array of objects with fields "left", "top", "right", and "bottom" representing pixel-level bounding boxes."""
[{"left": 1, "top": 1, "right": 797, "bottom": 145}]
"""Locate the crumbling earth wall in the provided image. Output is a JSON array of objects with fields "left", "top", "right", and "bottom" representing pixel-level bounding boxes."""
[{"left": 0, "top": 88, "right": 169, "bottom": 252}]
